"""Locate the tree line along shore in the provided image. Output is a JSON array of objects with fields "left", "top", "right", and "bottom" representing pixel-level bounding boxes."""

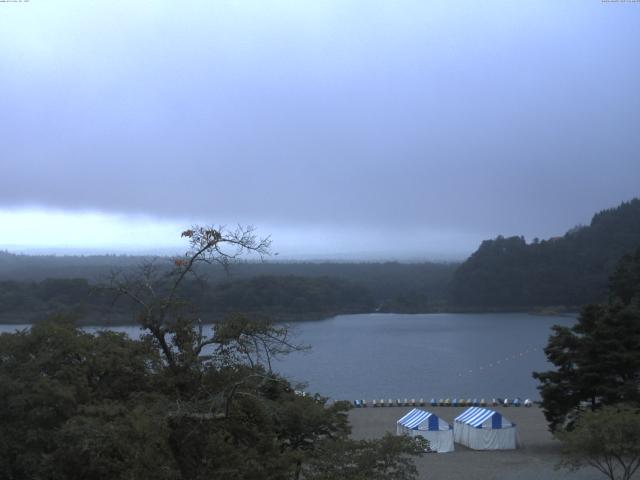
[{"left": 1, "top": 198, "right": 639, "bottom": 325}]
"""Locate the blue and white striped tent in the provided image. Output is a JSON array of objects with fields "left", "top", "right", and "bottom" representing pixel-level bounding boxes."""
[
  {"left": 396, "top": 408, "right": 454, "bottom": 453},
  {"left": 453, "top": 407, "right": 517, "bottom": 450}
]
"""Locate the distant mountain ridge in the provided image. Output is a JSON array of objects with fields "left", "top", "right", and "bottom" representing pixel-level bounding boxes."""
[{"left": 450, "top": 198, "right": 640, "bottom": 308}]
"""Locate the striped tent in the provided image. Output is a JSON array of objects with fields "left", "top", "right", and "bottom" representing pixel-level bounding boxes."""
[
  {"left": 453, "top": 407, "right": 518, "bottom": 450},
  {"left": 396, "top": 408, "right": 454, "bottom": 453}
]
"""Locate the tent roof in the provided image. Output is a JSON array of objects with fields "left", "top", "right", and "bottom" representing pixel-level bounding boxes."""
[
  {"left": 455, "top": 407, "right": 507, "bottom": 427},
  {"left": 397, "top": 408, "right": 437, "bottom": 429}
]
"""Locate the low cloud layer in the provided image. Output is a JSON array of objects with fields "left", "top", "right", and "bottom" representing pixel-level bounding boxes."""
[{"left": 1, "top": 1, "right": 639, "bottom": 258}]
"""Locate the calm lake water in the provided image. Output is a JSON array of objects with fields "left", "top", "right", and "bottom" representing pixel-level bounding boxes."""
[
  {"left": 273, "top": 313, "right": 576, "bottom": 401},
  {"left": 0, "top": 312, "right": 575, "bottom": 401}
]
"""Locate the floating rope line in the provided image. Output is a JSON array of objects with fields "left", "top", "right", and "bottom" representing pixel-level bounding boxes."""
[{"left": 455, "top": 347, "right": 540, "bottom": 377}]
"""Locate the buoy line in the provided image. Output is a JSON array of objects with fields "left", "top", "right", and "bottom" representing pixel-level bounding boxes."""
[
  {"left": 454, "top": 347, "right": 540, "bottom": 377},
  {"left": 349, "top": 398, "right": 534, "bottom": 408}
]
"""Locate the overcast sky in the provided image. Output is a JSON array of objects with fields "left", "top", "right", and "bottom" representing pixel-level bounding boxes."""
[{"left": 1, "top": 0, "right": 639, "bottom": 259}]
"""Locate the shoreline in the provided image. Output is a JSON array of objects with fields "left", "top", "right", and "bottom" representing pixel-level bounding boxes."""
[{"left": 0, "top": 309, "right": 579, "bottom": 327}]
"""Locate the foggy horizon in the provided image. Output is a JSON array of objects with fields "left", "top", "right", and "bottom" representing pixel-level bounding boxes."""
[{"left": 0, "top": 196, "right": 635, "bottom": 261}]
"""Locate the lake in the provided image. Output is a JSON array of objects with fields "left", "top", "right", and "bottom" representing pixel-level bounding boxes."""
[
  {"left": 273, "top": 313, "right": 575, "bottom": 401},
  {"left": 0, "top": 312, "right": 575, "bottom": 401}
]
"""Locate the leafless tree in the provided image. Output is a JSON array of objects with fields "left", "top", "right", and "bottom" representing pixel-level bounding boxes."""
[{"left": 106, "top": 224, "right": 291, "bottom": 370}]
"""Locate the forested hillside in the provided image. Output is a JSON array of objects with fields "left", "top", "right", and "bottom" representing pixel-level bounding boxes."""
[
  {"left": 0, "top": 256, "right": 457, "bottom": 323},
  {"left": 0, "top": 251, "right": 146, "bottom": 281},
  {"left": 0, "top": 253, "right": 456, "bottom": 307},
  {"left": 0, "top": 275, "right": 376, "bottom": 324},
  {"left": 450, "top": 199, "right": 640, "bottom": 308}
]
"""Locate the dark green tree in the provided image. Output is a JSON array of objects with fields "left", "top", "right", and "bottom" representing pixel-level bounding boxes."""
[
  {"left": 0, "top": 225, "right": 425, "bottom": 480},
  {"left": 0, "top": 316, "right": 171, "bottom": 479},
  {"left": 533, "top": 246, "right": 640, "bottom": 431}
]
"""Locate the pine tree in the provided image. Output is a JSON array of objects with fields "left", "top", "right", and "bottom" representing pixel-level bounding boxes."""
[{"left": 533, "top": 246, "right": 640, "bottom": 431}]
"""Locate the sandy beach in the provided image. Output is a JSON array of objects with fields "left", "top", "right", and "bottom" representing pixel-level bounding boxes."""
[{"left": 348, "top": 405, "right": 608, "bottom": 480}]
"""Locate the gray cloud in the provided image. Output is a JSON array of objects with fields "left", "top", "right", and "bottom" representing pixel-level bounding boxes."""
[{"left": 1, "top": 1, "right": 639, "bottom": 258}]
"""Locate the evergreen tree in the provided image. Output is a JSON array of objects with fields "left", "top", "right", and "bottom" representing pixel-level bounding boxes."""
[{"left": 533, "top": 246, "right": 640, "bottom": 431}]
